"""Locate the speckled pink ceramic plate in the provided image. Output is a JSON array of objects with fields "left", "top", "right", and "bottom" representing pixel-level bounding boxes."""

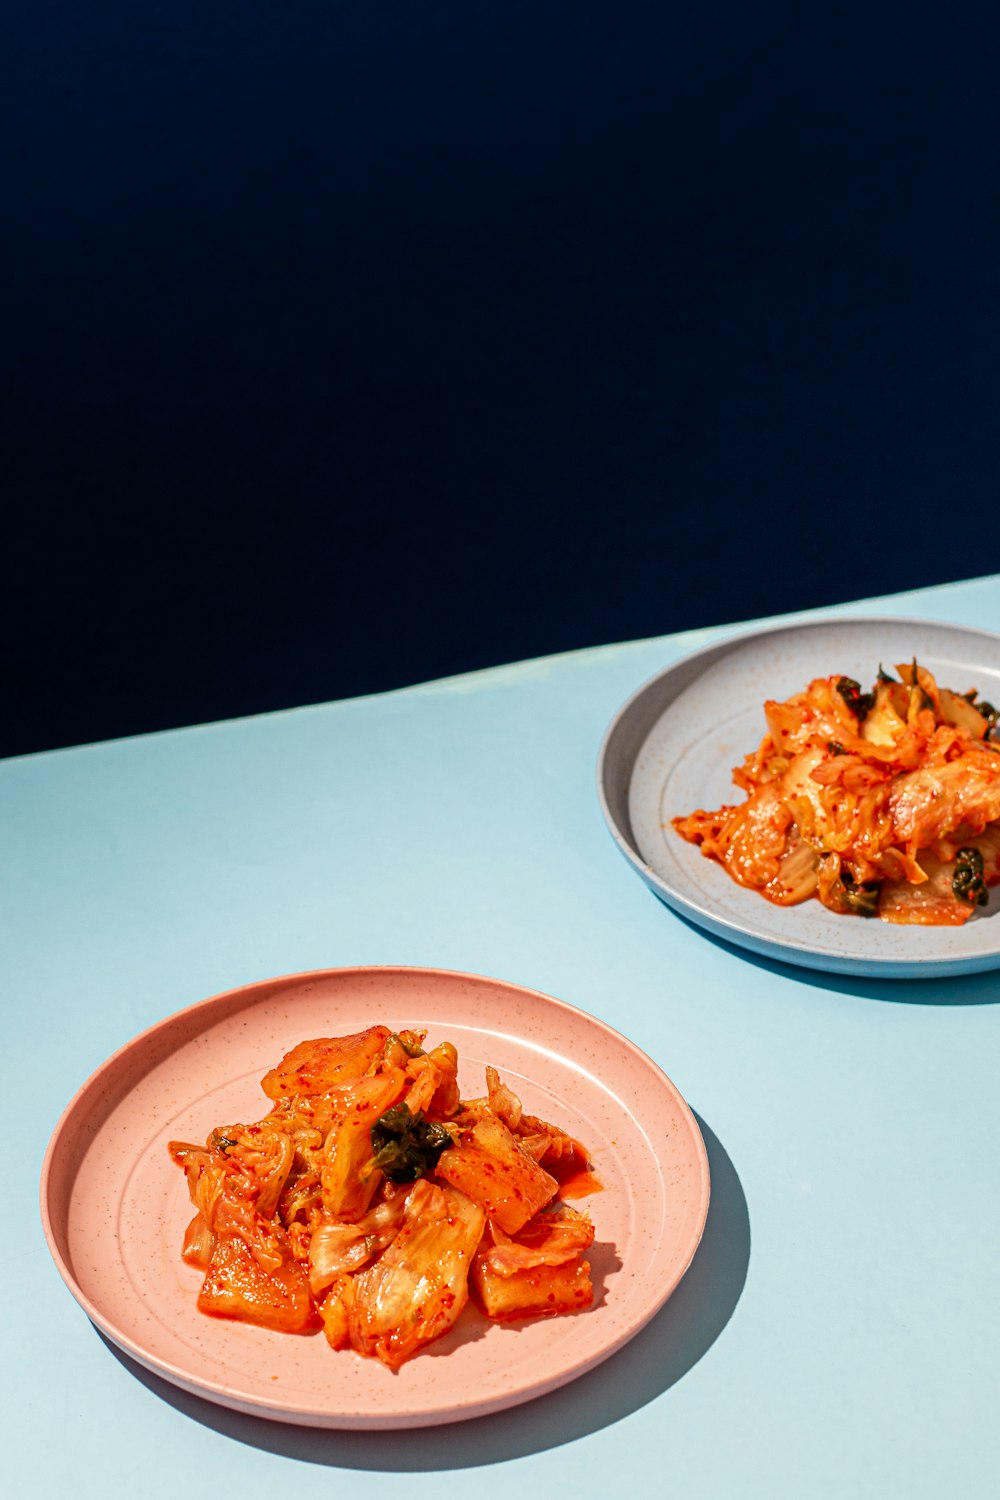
[{"left": 40, "top": 966, "right": 709, "bottom": 1429}]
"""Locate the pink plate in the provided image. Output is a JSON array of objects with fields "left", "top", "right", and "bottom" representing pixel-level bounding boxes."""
[{"left": 40, "top": 966, "right": 710, "bottom": 1429}]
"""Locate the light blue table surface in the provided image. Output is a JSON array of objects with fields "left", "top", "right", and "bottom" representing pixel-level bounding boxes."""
[{"left": 5, "top": 575, "right": 999, "bottom": 1499}]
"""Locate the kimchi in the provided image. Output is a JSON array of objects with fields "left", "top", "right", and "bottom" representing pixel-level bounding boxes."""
[
  {"left": 672, "top": 660, "right": 1000, "bottom": 926},
  {"left": 169, "top": 1025, "right": 598, "bottom": 1366}
]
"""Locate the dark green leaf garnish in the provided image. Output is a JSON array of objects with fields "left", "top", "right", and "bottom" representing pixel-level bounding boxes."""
[
  {"left": 827, "top": 740, "right": 847, "bottom": 756},
  {"left": 840, "top": 868, "right": 881, "bottom": 917},
  {"left": 211, "top": 1133, "right": 239, "bottom": 1154},
  {"left": 835, "top": 677, "right": 875, "bottom": 722},
  {"left": 370, "top": 1103, "right": 452, "bottom": 1183},
  {"left": 953, "top": 847, "right": 988, "bottom": 907}
]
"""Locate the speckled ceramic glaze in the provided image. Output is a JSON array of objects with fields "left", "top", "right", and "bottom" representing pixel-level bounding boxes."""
[
  {"left": 598, "top": 616, "right": 1000, "bottom": 978},
  {"left": 40, "top": 966, "right": 710, "bottom": 1428}
]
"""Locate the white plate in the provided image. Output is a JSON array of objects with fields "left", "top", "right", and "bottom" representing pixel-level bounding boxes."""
[
  {"left": 597, "top": 617, "right": 1000, "bottom": 978},
  {"left": 40, "top": 966, "right": 710, "bottom": 1428}
]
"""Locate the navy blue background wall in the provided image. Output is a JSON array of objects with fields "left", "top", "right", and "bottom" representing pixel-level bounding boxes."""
[{"left": 4, "top": 1, "right": 999, "bottom": 757}]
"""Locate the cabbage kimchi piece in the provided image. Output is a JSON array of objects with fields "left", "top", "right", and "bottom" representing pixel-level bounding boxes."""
[
  {"left": 260, "top": 1026, "right": 392, "bottom": 1101},
  {"left": 471, "top": 1203, "right": 595, "bottom": 1321},
  {"left": 435, "top": 1109, "right": 559, "bottom": 1234},
  {"left": 197, "top": 1232, "right": 317, "bottom": 1333},
  {"left": 672, "top": 661, "right": 1000, "bottom": 926},
  {"left": 320, "top": 1067, "right": 408, "bottom": 1220},
  {"left": 308, "top": 1190, "right": 409, "bottom": 1296},
  {"left": 347, "top": 1179, "right": 486, "bottom": 1368},
  {"left": 168, "top": 1133, "right": 316, "bottom": 1333}
]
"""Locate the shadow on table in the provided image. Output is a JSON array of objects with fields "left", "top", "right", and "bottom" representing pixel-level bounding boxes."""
[
  {"left": 100, "top": 1113, "right": 748, "bottom": 1469},
  {"left": 669, "top": 909, "right": 1000, "bottom": 1006}
]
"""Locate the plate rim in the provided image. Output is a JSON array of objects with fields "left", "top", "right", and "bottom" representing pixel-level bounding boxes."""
[
  {"left": 40, "top": 963, "right": 711, "bottom": 1428},
  {"left": 596, "top": 614, "right": 1000, "bottom": 979}
]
